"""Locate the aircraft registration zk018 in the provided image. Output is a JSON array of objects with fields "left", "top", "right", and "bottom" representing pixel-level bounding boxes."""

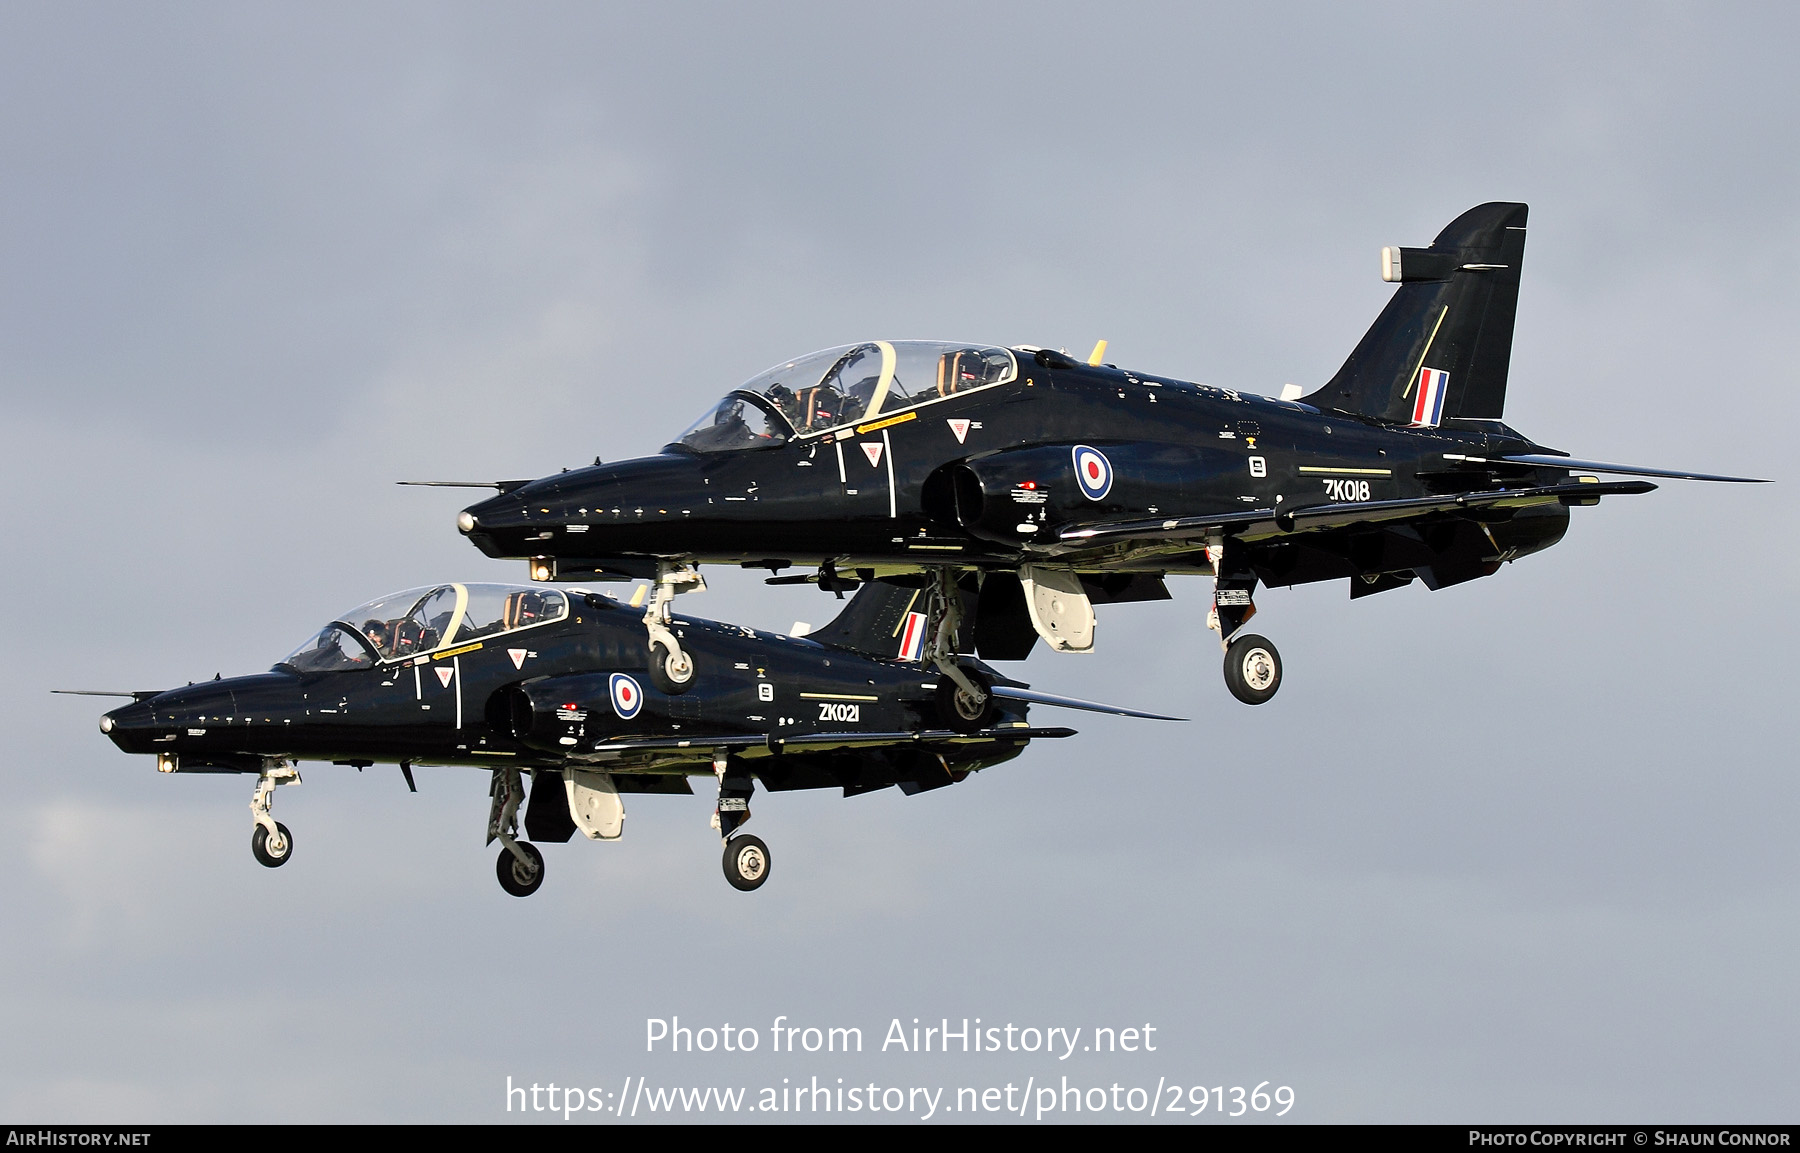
[
  {"left": 65, "top": 581, "right": 1175, "bottom": 895},
  {"left": 440, "top": 203, "right": 1765, "bottom": 709}
]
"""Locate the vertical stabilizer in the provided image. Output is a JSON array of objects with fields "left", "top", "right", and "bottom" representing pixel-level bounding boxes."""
[
  {"left": 807, "top": 581, "right": 928, "bottom": 661},
  {"left": 1304, "top": 202, "right": 1528, "bottom": 425}
]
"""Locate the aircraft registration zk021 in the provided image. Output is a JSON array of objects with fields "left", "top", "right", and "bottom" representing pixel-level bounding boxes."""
[
  {"left": 438, "top": 202, "right": 1765, "bottom": 708},
  {"left": 64, "top": 581, "right": 1175, "bottom": 895}
]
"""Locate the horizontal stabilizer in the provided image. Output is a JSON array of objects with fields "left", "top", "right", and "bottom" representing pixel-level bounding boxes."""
[
  {"left": 1492, "top": 454, "right": 1768, "bottom": 483},
  {"left": 989, "top": 684, "right": 1185, "bottom": 721}
]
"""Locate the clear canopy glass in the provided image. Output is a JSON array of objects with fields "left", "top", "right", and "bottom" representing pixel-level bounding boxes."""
[
  {"left": 674, "top": 341, "right": 1017, "bottom": 451},
  {"left": 277, "top": 584, "right": 569, "bottom": 671}
]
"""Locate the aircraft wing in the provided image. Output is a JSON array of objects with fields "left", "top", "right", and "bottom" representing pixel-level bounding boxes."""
[
  {"left": 1056, "top": 480, "right": 1656, "bottom": 548},
  {"left": 578, "top": 725, "right": 1076, "bottom": 761},
  {"left": 1058, "top": 506, "right": 1276, "bottom": 544}
]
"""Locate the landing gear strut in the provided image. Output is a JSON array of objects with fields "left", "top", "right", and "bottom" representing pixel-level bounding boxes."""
[
  {"left": 487, "top": 765, "right": 544, "bottom": 896},
  {"left": 644, "top": 562, "right": 705, "bottom": 694},
  {"left": 249, "top": 761, "right": 298, "bottom": 868},
  {"left": 1207, "top": 536, "right": 1283, "bottom": 704},
  {"left": 711, "top": 749, "right": 769, "bottom": 891},
  {"left": 925, "top": 569, "right": 987, "bottom": 711}
]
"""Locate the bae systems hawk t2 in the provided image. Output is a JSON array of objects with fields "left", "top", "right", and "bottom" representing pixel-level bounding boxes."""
[
  {"left": 449, "top": 203, "right": 1763, "bottom": 708},
  {"left": 75, "top": 581, "right": 1171, "bottom": 894}
]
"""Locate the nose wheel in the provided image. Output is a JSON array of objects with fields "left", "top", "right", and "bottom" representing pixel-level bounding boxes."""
[
  {"left": 722, "top": 834, "right": 771, "bottom": 891},
  {"left": 251, "top": 821, "right": 293, "bottom": 868},
  {"left": 649, "top": 638, "right": 696, "bottom": 694},
  {"left": 1223, "top": 633, "right": 1282, "bottom": 705}
]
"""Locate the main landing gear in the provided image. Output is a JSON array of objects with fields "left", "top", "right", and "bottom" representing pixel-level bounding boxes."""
[
  {"left": 249, "top": 761, "right": 299, "bottom": 867},
  {"left": 644, "top": 562, "right": 705, "bottom": 694},
  {"left": 924, "top": 569, "right": 989, "bottom": 718},
  {"left": 1207, "top": 537, "right": 1284, "bottom": 705},
  {"left": 488, "top": 765, "right": 545, "bottom": 897},
  {"left": 712, "top": 750, "right": 770, "bottom": 891}
]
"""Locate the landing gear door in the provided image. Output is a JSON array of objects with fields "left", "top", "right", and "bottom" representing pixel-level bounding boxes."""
[
  {"left": 1018, "top": 566, "right": 1095, "bottom": 653},
  {"left": 564, "top": 769, "right": 625, "bottom": 840}
]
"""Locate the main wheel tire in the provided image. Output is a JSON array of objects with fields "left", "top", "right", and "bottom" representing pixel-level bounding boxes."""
[
  {"left": 648, "top": 639, "right": 696, "bottom": 695},
  {"left": 935, "top": 666, "right": 995, "bottom": 733},
  {"left": 496, "top": 841, "right": 545, "bottom": 897},
  {"left": 1223, "top": 633, "right": 1282, "bottom": 705},
  {"left": 722, "top": 834, "right": 771, "bottom": 892},
  {"left": 251, "top": 822, "right": 294, "bottom": 868}
]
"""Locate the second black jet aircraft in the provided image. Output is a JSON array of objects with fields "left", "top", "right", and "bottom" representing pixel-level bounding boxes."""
[
  {"left": 83, "top": 580, "right": 1171, "bottom": 895},
  {"left": 450, "top": 202, "right": 1763, "bottom": 707}
]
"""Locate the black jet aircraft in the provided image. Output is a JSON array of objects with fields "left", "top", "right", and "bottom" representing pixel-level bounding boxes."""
[
  {"left": 77, "top": 580, "right": 1172, "bottom": 895},
  {"left": 449, "top": 202, "right": 1763, "bottom": 708}
]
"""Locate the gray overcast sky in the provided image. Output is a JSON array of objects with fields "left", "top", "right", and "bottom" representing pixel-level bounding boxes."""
[{"left": 2, "top": 2, "right": 1794, "bottom": 1123}]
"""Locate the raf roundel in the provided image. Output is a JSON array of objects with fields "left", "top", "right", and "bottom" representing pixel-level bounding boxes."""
[
  {"left": 609, "top": 672, "right": 643, "bottom": 720},
  {"left": 1072, "top": 445, "right": 1114, "bottom": 501}
]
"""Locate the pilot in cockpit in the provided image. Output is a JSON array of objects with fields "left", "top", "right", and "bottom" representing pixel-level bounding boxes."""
[
  {"left": 839, "top": 373, "right": 888, "bottom": 425},
  {"left": 764, "top": 382, "right": 800, "bottom": 427}
]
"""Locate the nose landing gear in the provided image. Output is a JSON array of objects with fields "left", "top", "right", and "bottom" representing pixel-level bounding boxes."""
[
  {"left": 644, "top": 563, "right": 705, "bottom": 694},
  {"left": 248, "top": 762, "right": 299, "bottom": 868}
]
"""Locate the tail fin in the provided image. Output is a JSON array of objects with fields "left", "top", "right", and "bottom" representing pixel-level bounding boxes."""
[
  {"left": 1303, "top": 202, "right": 1528, "bottom": 426},
  {"left": 807, "top": 581, "right": 929, "bottom": 662}
]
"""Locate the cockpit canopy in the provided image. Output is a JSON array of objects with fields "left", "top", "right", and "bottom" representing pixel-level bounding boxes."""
[
  {"left": 673, "top": 340, "right": 1017, "bottom": 453},
  {"left": 279, "top": 583, "right": 570, "bottom": 674}
]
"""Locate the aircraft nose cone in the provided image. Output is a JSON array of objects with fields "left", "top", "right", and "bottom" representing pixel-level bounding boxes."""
[
  {"left": 461, "top": 488, "right": 548, "bottom": 559},
  {"left": 101, "top": 700, "right": 158, "bottom": 752}
]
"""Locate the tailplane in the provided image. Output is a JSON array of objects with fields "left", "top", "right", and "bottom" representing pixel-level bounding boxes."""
[{"left": 1304, "top": 202, "right": 1528, "bottom": 426}]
